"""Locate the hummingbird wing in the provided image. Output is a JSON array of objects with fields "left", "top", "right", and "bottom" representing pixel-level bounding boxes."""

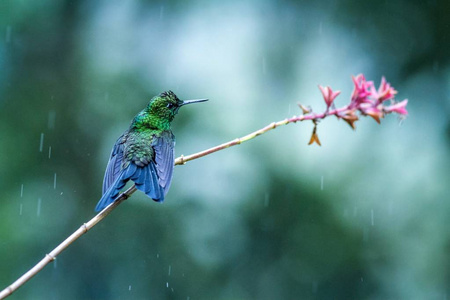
[
  {"left": 96, "top": 131, "right": 173, "bottom": 212},
  {"left": 152, "top": 131, "right": 175, "bottom": 194},
  {"left": 102, "top": 135, "right": 126, "bottom": 194}
]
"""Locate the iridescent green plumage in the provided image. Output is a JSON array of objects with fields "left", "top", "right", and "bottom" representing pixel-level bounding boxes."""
[
  {"left": 132, "top": 91, "right": 183, "bottom": 132},
  {"left": 95, "top": 91, "right": 207, "bottom": 212}
]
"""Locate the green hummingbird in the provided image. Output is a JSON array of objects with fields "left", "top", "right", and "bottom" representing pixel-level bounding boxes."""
[{"left": 95, "top": 91, "right": 208, "bottom": 212}]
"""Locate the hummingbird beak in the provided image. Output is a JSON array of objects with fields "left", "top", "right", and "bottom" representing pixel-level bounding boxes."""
[{"left": 180, "top": 98, "right": 208, "bottom": 106}]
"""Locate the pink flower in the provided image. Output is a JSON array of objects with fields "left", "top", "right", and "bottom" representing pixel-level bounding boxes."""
[
  {"left": 318, "top": 85, "right": 341, "bottom": 108},
  {"left": 384, "top": 100, "right": 408, "bottom": 115},
  {"left": 302, "top": 73, "right": 408, "bottom": 145},
  {"left": 351, "top": 74, "right": 374, "bottom": 106},
  {"left": 371, "top": 76, "right": 397, "bottom": 104}
]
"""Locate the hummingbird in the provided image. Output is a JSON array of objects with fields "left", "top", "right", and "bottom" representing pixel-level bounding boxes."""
[{"left": 95, "top": 91, "right": 208, "bottom": 212}]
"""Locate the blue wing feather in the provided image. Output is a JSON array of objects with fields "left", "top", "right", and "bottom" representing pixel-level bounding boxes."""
[
  {"left": 153, "top": 131, "right": 175, "bottom": 194},
  {"left": 133, "top": 163, "right": 164, "bottom": 200},
  {"left": 102, "top": 135, "right": 125, "bottom": 194},
  {"left": 95, "top": 163, "right": 136, "bottom": 212}
]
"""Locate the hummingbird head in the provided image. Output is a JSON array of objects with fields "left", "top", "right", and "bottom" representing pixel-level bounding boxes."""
[{"left": 132, "top": 90, "right": 208, "bottom": 131}]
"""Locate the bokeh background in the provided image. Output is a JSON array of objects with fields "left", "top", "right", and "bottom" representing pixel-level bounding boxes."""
[{"left": 1, "top": 0, "right": 449, "bottom": 299}]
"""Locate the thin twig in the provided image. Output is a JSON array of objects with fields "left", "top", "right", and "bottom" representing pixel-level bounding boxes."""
[
  {"left": 1, "top": 114, "right": 305, "bottom": 299},
  {"left": 175, "top": 115, "right": 305, "bottom": 166},
  {"left": 2, "top": 110, "right": 315, "bottom": 299},
  {"left": 173, "top": 106, "right": 353, "bottom": 165},
  {"left": 0, "top": 186, "right": 137, "bottom": 299},
  {"left": 1, "top": 109, "right": 323, "bottom": 298}
]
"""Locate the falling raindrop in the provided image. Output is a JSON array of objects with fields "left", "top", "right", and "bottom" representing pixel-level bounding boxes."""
[
  {"left": 20, "top": 184, "right": 24, "bottom": 197},
  {"left": 166, "top": 282, "right": 169, "bottom": 288},
  {"left": 54, "top": 259, "right": 57, "bottom": 269},
  {"left": 39, "top": 133, "right": 44, "bottom": 152},
  {"left": 157, "top": 253, "right": 159, "bottom": 258},
  {"left": 19, "top": 203, "right": 23, "bottom": 215},
  {"left": 320, "top": 176, "right": 324, "bottom": 190},
  {"left": 5, "top": 25, "right": 11, "bottom": 43},
  {"left": 48, "top": 110, "right": 56, "bottom": 130},
  {"left": 128, "top": 285, "right": 132, "bottom": 291},
  {"left": 48, "top": 146, "right": 52, "bottom": 159},
  {"left": 53, "top": 173, "right": 57, "bottom": 189},
  {"left": 168, "top": 265, "right": 171, "bottom": 276},
  {"left": 37, "top": 198, "right": 42, "bottom": 217}
]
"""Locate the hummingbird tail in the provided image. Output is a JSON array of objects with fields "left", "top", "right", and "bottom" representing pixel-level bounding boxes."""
[
  {"left": 95, "top": 167, "right": 133, "bottom": 212},
  {"left": 132, "top": 163, "right": 165, "bottom": 201},
  {"left": 95, "top": 163, "right": 165, "bottom": 212}
]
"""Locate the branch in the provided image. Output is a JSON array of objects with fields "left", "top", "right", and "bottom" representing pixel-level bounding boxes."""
[
  {"left": 0, "top": 74, "right": 408, "bottom": 299},
  {"left": 0, "top": 185, "right": 137, "bottom": 299}
]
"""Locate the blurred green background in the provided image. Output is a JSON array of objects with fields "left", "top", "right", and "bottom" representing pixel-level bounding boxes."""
[{"left": 1, "top": 0, "right": 449, "bottom": 299}]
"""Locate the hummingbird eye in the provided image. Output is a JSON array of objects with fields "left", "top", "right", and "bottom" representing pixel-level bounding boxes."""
[{"left": 166, "top": 103, "right": 175, "bottom": 109}]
